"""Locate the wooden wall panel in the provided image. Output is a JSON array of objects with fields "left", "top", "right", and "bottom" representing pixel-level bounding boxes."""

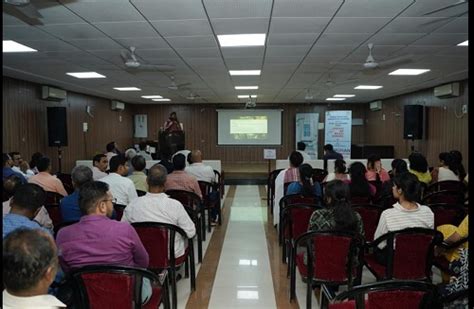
[
  {"left": 2, "top": 77, "right": 134, "bottom": 173},
  {"left": 365, "top": 80, "right": 468, "bottom": 169}
]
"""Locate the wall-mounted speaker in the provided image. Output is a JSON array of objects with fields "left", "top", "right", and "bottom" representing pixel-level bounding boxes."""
[
  {"left": 403, "top": 105, "right": 424, "bottom": 140},
  {"left": 47, "top": 107, "right": 68, "bottom": 146}
]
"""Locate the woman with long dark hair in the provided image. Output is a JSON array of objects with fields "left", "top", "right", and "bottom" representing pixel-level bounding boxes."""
[
  {"left": 323, "top": 159, "right": 349, "bottom": 182},
  {"left": 347, "top": 162, "right": 376, "bottom": 198},
  {"left": 449, "top": 150, "right": 466, "bottom": 181},
  {"left": 408, "top": 152, "right": 432, "bottom": 184},
  {"left": 286, "top": 163, "right": 322, "bottom": 198}
]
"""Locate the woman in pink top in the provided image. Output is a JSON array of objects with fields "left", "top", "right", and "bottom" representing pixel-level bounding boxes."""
[{"left": 365, "top": 154, "right": 390, "bottom": 183}]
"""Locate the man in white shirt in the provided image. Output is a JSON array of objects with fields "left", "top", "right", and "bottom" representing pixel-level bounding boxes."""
[
  {"left": 172, "top": 144, "right": 191, "bottom": 166},
  {"left": 9, "top": 151, "right": 34, "bottom": 179},
  {"left": 185, "top": 150, "right": 215, "bottom": 183},
  {"left": 99, "top": 154, "right": 138, "bottom": 206},
  {"left": 105, "top": 141, "right": 119, "bottom": 170},
  {"left": 3, "top": 228, "right": 66, "bottom": 308},
  {"left": 122, "top": 164, "right": 196, "bottom": 257},
  {"left": 137, "top": 142, "right": 153, "bottom": 161},
  {"left": 92, "top": 154, "right": 108, "bottom": 180}
]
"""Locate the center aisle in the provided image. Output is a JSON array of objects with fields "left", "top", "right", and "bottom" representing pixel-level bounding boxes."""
[{"left": 208, "top": 185, "right": 277, "bottom": 308}]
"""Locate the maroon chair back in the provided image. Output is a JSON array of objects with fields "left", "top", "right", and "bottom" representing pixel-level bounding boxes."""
[
  {"left": 45, "top": 204, "right": 62, "bottom": 227},
  {"left": 422, "top": 190, "right": 464, "bottom": 205},
  {"left": 352, "top": 204, "right": 383, "bottom": 242},
  {"left": 424, "top": 180, "right": 466, "bottom": 196},
  {"left": 350, "top": 195, "right": 371, "bottom": 205},
  {"left": 267, "top": 168, "right": 283, "bottom": 210},
  {"left": 113, "top": 204, "right": 126, "bottom": 221},
  {"left": 56, "top": 173, "right": 74, "bottom": 195},
  {"left": 45, "top": 191, "right": 64, "bottom": 205},
  {"left": 166, "top": 190, "right": 200, "bottom": 212},
  {"left": 313, "top": 235, "right": 354, "bottom": 282},
  {"left": 134, "top": 225, "right": 170, "bottom": 268},
  {"left": 428, "top": 203, "right": 466, "bottom": 227},
  {"left": 312, "top": 168, "right": 328, "bottom": 183},
  {"left": 81, "top": 272, "right": 135, "bottom": 309}
]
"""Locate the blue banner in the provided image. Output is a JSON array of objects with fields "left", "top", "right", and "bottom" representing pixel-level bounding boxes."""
[
  {"left": 296, "top": 113, "right": 319, "bottom": 159},
  {"left": 324, "top": 111, "right": 352, "bottom": 159}
]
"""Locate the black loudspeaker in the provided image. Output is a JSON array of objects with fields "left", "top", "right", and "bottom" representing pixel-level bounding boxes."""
[
  {"left": 47, "top": 107, "right": 68, "bottom": 146},
  {"left": 403, "top": 105, "right": 424, "bottom": 139}
]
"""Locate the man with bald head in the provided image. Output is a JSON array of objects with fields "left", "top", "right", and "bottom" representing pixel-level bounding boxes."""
[
  {"left": 122, "top": 164, "right": 195, "bottom": 258},
  {"left": 185, "top": 150, "right": 215, "bottom": 183}
]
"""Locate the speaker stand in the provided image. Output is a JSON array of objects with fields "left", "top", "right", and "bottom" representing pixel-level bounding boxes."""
[
  {"left": 56, "top": 145, "right": 62, "bottom": 174},
  {"left": 410, "top": 138, "right": 415, "bottom": 153}
]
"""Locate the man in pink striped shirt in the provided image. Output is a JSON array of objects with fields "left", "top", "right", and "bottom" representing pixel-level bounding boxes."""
[
  {"left": 165, "top": 154, "right": 202, "bottom": 199},
  {"left": 28, "top": 157, "right": 68, "bottom": 197}
]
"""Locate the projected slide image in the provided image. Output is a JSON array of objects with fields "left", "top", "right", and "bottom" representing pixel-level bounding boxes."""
[{"left": 230, "top": 116, "right": 268, "bottom": 140}]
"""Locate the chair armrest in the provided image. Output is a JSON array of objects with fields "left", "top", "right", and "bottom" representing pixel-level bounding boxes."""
[
  {"left": 156, "top": 269, "right": 168, "bottom": 286},
  {"left": 439, "top": 237, "right": 468, "bottom": 250}
]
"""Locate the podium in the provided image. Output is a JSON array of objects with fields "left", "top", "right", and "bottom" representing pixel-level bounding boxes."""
[{"left": 159, "top": 130, "right": 185, "bottom": 156}]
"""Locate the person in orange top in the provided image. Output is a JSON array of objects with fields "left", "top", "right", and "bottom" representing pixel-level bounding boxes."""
[{"left": 28, "top": 157, "right": 68, "bottom": 197}]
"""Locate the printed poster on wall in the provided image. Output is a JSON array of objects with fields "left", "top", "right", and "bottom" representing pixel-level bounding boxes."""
[
  {"left": 324, "top": 110, "right": 352, "bottom": 159},
  {"left": 296, "top": 113, "right": 319, "bottom": 159}
]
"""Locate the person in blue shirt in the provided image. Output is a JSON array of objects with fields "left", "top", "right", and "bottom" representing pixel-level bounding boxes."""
[
  {"left": 3, "top": 153, "right": 27, "bottom": 184},
  {"left": 59, "top": 165, "right": 93, "bottom": 222},
  {"left": 3, "top": 183, "right": 49, "bottom": 238},
  {"left": 286, "top": 163, "right": 322, "bottom": 199}
]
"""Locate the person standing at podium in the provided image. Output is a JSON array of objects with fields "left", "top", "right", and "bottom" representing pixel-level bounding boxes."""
[{"left": 164, "top": 112, "right": 183, "bottom": 133}]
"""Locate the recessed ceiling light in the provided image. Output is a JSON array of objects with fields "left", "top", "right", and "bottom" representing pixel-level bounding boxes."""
[
  {"left": 141, "top": 95, "right": 163, "bottom": 99},
  {"left": 238, "top": 95, "right": 257, "bottom": 98},
  {"left": 217, "top": 34, "right": 266, "bottom": 47},
  {"left": 333, "top": 94, "right": 355, "bottom": 98},
  {"left": 235, "top": 86, "right": 259, "bottom": 90},
  {"left": 229, "top": 70, "right": 261, "bottom": 76},
  {"left": 457, "top": 40, "right": 468, "bottom": 46},
  {"left": 388, "top": 69, "right": 430, "bottom": 76},
  {"left": 66, "top": 72, "right": 106, "bottom": 79},
  {"left": 152, "top": 98, "right": 171, "bottom": 102},
  {"left": 113, "top": 87, "right": 141, "bottom": 91},
  {"left": 3, "top": 40, "right": 37, "bottom": 53},
  {"left": 354, "top": 85, "right": 383, "bottom": 90},
  {"left": 326, "top": 98, "right": 346, "bottom": 101}
]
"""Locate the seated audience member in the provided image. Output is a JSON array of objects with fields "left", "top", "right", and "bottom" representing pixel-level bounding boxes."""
[
  {"left": 59, "top": 165, "right": 93, "bottom": 222},
  {"left": 438, "top": 248, "right": 468, "bottom": 307},
  {"left": 381, "top": 159, "right": 408, "bottom": 197},
  {"left": 56, "top": 181, "right": 151, "bottom": 303},
  {"left": 3, "top": 153, "right": 27, "bottom": 184},
  {"left": 286, "top": 163, "right": 322, "bottom": 198},
  {"left": 373, "top": 172, "right": 434, "bottom": 265},
  {"left": 436, "top": 215, "right": 468, "bottom": 282},
  {"left": 3, "top": 175, "right": 53, "bottom": 231},
  {"left": 165, "top": 154, "right": 202, "bottom": 198},
  {"left": 105, "top": 141, "right": 119, "bottom": 169},
  {"left": 323, "top": 159, "right": 350, "bottom": 182},
  {"left": 172, "top": 144, "right": 191, "bottom": 165},
  {"left": 29, "top": 152, "right": 44, "bottom": 175},
  {"left": 408, "top": 152, "right": 432, "bottom": 185},
  {"left": 158, "top": 149, "right": 174, "bottom": 174},
  {"left": 91, "top": 154, "right": 108, "bottom": 180},
  {"left": 365, "top": 154, "right": 390, "bottom": 183},
  {"left": 9, "top": 151, "right": 34, "bottom": 179},
  {"left": 323, "top": 144, "right": 343, "bottom": 160},
  {"left": 28, "top": 157, "right": 68, "bottom": 197},
  {"left": 3, "top": 183, "right": 50, "bottom": 238},
  {"left": 122, "top": 164, "right": 196, "bottom": 257},
  {"left": 272, "top": 151, "right": 304, "bottom": 226},
  {"left": 185, "top": 150, "right": 215, "bottom": 183},
  {"left": 19, "top": 160, "right": 35, "bottom": 179},
  {"left": 347, "top": 162, "right": 376, "bottom": 198},
  {"left": 288, "top": 141, "right": 311, "bottom": 162},
  {"left": 124, "top": 148, "right": 137, "bottom": 176},
  {"left": 128, "top": 155, "right": 148, "bottom": 192},
  {"left": 449, "top": 150, "right": 467, "bottom": 182},
  {"left": 3, "top": 228, "right": 66, "bottom": 308},
  {"left": 137, "top": 142, "right": 153, "bottom": 161},
  {"left": 99, "top": 154, "right": 138, "bottom": 206}
]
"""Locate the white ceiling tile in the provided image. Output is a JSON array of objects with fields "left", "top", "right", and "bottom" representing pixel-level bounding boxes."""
[
  {"left": 338, "top": 0, "right": 414, "bottom": 17},
  {"left": 134, "top": 48, "right": 180, "bottom": 59},
  {"left": 166, "top": 36, "right": 218, "bottom": 49},
  {"left": 38, "top": 23, "right": 108, "bottom": 40},
  {"left": 370, "top": 33, "right": 426, "bottom": 45},
  {"left": 411, "top": 33, "right": 468, "bottom": 46},
  {"left": 264, "top": 56, "right": 304, "bottom": 64},
  {"left": 221, "top": 46, "right": 265, "bottom": 58},
  {"left": 68, "top": 38, "right": 123, "bottom": 51},
  {"left": 3, "top": 25, "right": 55, "bottom": 40},
  {"left": 401, "top": 0, "right": 468, "bottom": 18},
  {"left": 273, "top": 0, "right": 343, "bottom": 17},
  {"left": 317, "top": 33, "right": 372, "bottom": 45},
  {"left": 151, "top": 20, "right": 213, "bottom": 37},
  {"left": 63, "top": 1, "right": 144, "bottom": 22},
  {"left": 93, "top": 22, "right": 158, "bottom": 38},
  {"left": 265, "top": 46, "right": 310, "bottom": 57},
  {"left": 116, "top": 37, "right": 170, "bottom": 50},
  {"left": 211, "top": 18, "right": 268, "bottom": 35},
  {"left": 132, "top": 0, "right": 207, "bottom": 20},
  {"left": 203, "top": 0, "right": 272, "bottom": 18},
  {"left": 13, "top": 40, "right": 80, "bottom": 52},
  {"left": 267, "top": 33, "right": 317, "bottom": 46},
  {"left": 270, "top": 18, "right": 331, "bottom": 34},
  {"left": 2, "top": 12, "right": 29, "bottom": 26},
  {"left": 176, "top": 47, "right": 221, "bottom": 58},
  {"left": 225, "top": 57, "right": 262, "bottom": 67},
  {"left": 380, "top": 17, "right": 452, "bottom": 33},
  {"left": 434, "top": 18, "right": 468, "bottom": 34},
  {"left": 326, "top": 17, "right": 391, "bottom": 33},
  {"left": 309, "top": 45, "right": 355, "bottom": 57}
]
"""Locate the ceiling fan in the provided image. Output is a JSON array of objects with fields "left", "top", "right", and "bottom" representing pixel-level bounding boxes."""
[
  {"left": 165, "top": 75, "right": 191, "bottom": 91},
  {"left": 3, "top": 0, "right": 44, "bottom": 24},
  {"left": 121, "top": 47, "right": 175, "bottom": 72}
]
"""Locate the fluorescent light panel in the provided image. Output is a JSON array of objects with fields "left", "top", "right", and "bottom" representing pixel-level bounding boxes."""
[
  {"left": 238, "top": 95, "right": 257, "bottom": 98},
  {"left": 141, "top": 95, "right": 163, "bottom": 99},
  {"left": 218, "top": 33, "right": 266, "bottom": 47},
  {"left": 66, "top": 72, "right": 106, "bottom": 79},
  {"left": 3, "top": 40, "right": 37, "bottom": 53},
  {"left": 326, "top": 98, "right": 346, "bottom": 101},
  {"left": 229, "top": 70, "right": 261, "bottom": 76},
  {"left": 235, "top": 86, "right": 259, "bottom": 90},
  {"left": 354, "top": 85, "right": 383, "bottom": 90},
  {"left": 152, "top": 98, "right": 171, "bottom": 102},
  {"left": 333, "top": 94, "right": 355, "bottom": 98},
  {"left": 113, "top": 87, "right": 141, "bottom": 91},
  {"left": 457, "top": 40, "right": 468, "bottom": 46},
  {"left": 388, "top": 69, "right": 430, "bottom": 76}
]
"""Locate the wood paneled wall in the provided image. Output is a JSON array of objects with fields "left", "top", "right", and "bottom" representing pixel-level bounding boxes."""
[
  {"left": 3, "top": 76, "right": 468, "bottom": 172},
  {"left": 365, "top": 80, "right": 468, "bottom": 169},
  {"left": 131, "top": 103, "right": 367, "bottom": 163},
  {"left": 3, "top": 77, "right": 134, "bottom": 173}
]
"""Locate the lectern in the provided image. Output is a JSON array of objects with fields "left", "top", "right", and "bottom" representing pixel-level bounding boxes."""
[{"left": 159, "top": 130, "right": 185, "bottom": 156}]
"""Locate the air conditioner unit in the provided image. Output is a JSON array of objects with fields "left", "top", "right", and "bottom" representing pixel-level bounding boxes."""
[
  {"left": 41, "top": 86, "right": 67, "bottom": 101},
  {"left": 111, "top": 100, "right": 125, "bottom": 111},
  {"left": 369, "top": 100, "right": 382, "bottom": 111},
  {"left": 434, "top": 82, "right": 460, "bottom": 98}
]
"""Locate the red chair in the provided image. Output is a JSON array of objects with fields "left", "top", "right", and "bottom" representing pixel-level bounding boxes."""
[
  {"left": 278, "top": 194, "right": 322, "bottom": 245},
  {"left": 289, "top": 230, "right": 365, "bottom": 309},
  {"left": 280, "top": 203, "right": 322, "bottom": 267},
  {"left": 427, "top": 203, "right": 466, "bottom": 227},
  {"left": 214, "top": 169, "right": 225, "bottom": 199},
  {"left": 113, "top": 203, "right": 127, "bottom": 221},
  {"left": 165, "top": 189, "right": 204, "bottom": 262},
  {"left": 267, "top": 168, "right": 283, "bottom": 213},
  {"left": 56, "top": 173, "right": 74, "bottom": 195},
  {"left": 198, "top": 180, "right": 221, "bottom": 231},
  {"left": 312, "top": 168, "right": 328, "bottom": 183},
  {"left": 132, "top": 222, "right": 195, "bottom": 309},
  {"left": 350, "top": 195, "right": 371, "bottom": 205},
  {"left": 422, "top": 190, "right": 465, "bottom": 205},
  {"left": 67, "top": 265, "right": 169, "bottom": 309},
  {"left": 325, "top": 280, "right": 438, "bottom": 309},
  {"left": 364, "top": 228, "right": 443, "bottom": 282},
  {"left": 351, "top": 204, "right": 384, "bottom": 243},
  {"left": 423, "top": 180, "right": 466, "bottom": 197},
  {"left": 45, "top": 191, "right": 65, "bottom": 227}
]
